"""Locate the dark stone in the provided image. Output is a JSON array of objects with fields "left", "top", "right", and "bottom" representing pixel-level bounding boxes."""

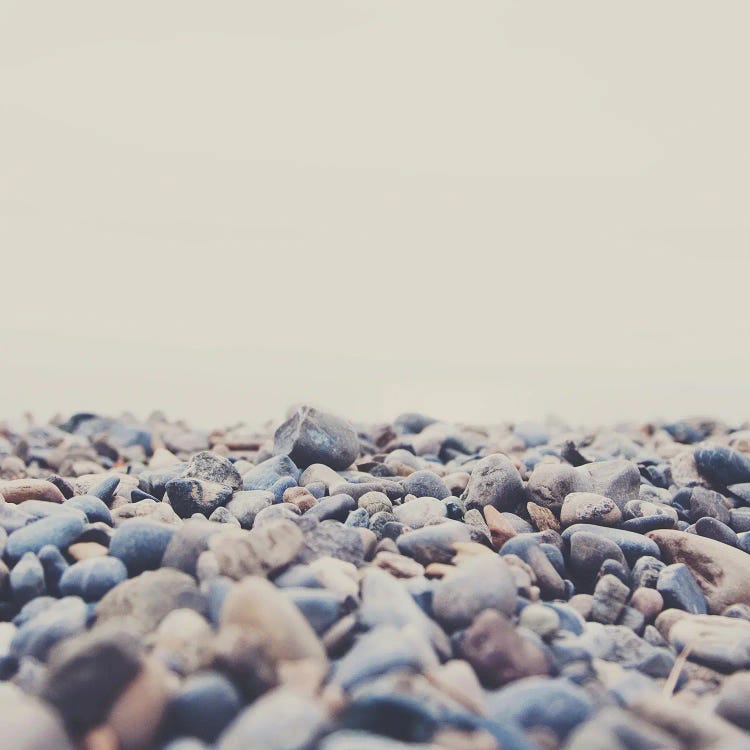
[
  {"left": 695, "top": 516, "right": 738, "bottom": 547},
  {"left": 10, "top": 552, "right": 46, "bottom": 605},
  {"left": 401, "top": 470, "right": 450, "bottom": 500},
  {"left": 656, "top": 563, "right": 708, "bottom": 614},
  {"left": 185, "top": 451, "right": 242, "bottom": 491},
  {"left": 6, "top": 515, "right": 85, "bottom": 563},
  {"left": 694, "top": 445, "right": 750, "bottom": 486},
  {"left": 304, "top": 494, "right": 356, "bottom": 523},
  {"left": 273, "top": 407, "right": 360, "bottom": 471},
  {"left": 63, "top": 495, "right": 112, "bottom": 525},
  {"left": 562, "top": 524, "right": 660, "bottom": 566},
  {"left": 59, "top": 557, "right": 128, "bottom": 602},
  {"left": 109, "top": 520, "right": 177, "bottom": 576},
  {"left": 40, "top": 629, "right": 143, "bottom": 739},
  {"left": 163, "top": 672, "right": 242, "bottom": 743},
  {"left": 462, "top": 454, "right": 525, "bottom": 512},
  {"left": 165, "top": 479, "right": 233, "bottom": 519}
]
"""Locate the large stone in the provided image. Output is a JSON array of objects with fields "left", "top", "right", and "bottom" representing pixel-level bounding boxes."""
[
  {"left": 432, "top": 556, "right": 517, "bottom": 631},
  {"left": 209, "top": 520, "right": 304, "bottom": 579},
  {"left": 576, "top": 460, "right": 640, "bottom": 510},
  {"left": 0, "top": 478, "right": 66, "bottom": 505},
  {"left": 396, "top": 521, "right": 473, "bottom": 565},
  {"left": 462, "top": 454, "right": 525, "bottom": 512},
  {"left": 219, "top": 577, "right": 326, "bottom": 663},
  {"left": 0, "top": 684, "right": 74, "bottom": 750},
  {"left": 527, "top": 463, "right": 593, "bottom": 507},
  {"left": 273, "top": 407, "right": 359, "bottom": 471},
  {"left": 694, "top": 444, "right": 750, "bottom": 487},
  {"left": 217, "top": 688, "right": 328, "bottom": 750},
  {"left": 648, "top": 529, "right": 750, "bottom": 614},
  {"left": 459, "top": 609, "right": 550, "bottom": 688},
  {"left": 96, "top": 568, "right": 206, "bottom": 631},
  {"left": 184, "top": 451, "right": 242, "bottom": 491}
]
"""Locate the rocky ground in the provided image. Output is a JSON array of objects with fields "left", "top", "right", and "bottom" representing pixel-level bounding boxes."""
[{"left": 2, "top": 408, "right": 750, "bottom": 749}]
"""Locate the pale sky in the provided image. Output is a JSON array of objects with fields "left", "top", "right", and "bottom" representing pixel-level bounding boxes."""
[{"left": 1, "top": 1, "right": 748, "bottom": 429}]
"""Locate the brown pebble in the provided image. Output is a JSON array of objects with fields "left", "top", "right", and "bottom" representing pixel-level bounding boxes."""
[
  {"left": 482, "top": 505, "right": 517, "bottom": 550},
  {"left": 0, "top": 478, "right": 65, "bottom": 504},
  {"left": 527, "top": 501, "right": 560, "bottom": 532},
  {"left": 630, "top": 586, "right": 664, "bottom": 623}
]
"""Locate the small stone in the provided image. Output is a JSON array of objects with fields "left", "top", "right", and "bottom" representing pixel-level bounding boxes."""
[
  {"left": 10, "top": 552, "right": 46, "bottom": 605},
  {"left": 629, "top": 587, "right": 663, "bottom": 622},
  {"left": 527, "top": 501, "right": 561, "bottom": 532},
  {"left": 273, "top": 407, "right": 359, "bottom": 471},
  {"left": 527, "top": 463, "right": 594, "bottom": 508},
  {"left": 68, "top": 542, "right": 109, "bottom": 561},
  {"left": 6, "top": 514, "right": 85, "bottom": 563},
  {"left": 395, "top": 520, "right": 473, "bottom": 565},
  {"left": 401, "top": 470, "right": 451, "bottom": 500},
  {"left": 10, "top": 596, "right": 88, "bottom": 660},
  {"left": 694, "top": 444, "right": 750, "bottom": 486},
  {"left": 163, "top": 671, "right": 242, "bottom": 743},
  {"left": 0, "top": 479, "right": 66, "bottom": 505},
  {"left": 482, "top": 505, "right": 517, "bottom": 549},
  {"left": 560, "top": 493, "right": 622, "bottom": 527}
]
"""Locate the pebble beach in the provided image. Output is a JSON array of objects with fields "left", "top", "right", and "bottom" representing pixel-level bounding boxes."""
[{"left": 3, "top": 407, "right": 750, "bottom": 750}]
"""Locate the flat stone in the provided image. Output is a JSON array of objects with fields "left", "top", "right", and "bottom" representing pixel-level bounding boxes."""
[
  {"left": 648, "top": 529, "right": 750, "bottom": 613},
  {"left": 393, "top": 497, "right": 446, "bottom": 529},
  {"left": 590, "top": 574, "right": 630, "bottom": 624},
  {"left": 669, "top": 614, "right": 750, "bottom": 672},
  {"left": 561, "top": 492, "right": 622, "bottom": 527},
  {"left": 0, "top": 479, "right": 66, "bottom": 505},
  {"left": 6, "top": 514, "right": 85, "bottom": 563},
  {"left": 563, "top": 524, "right": 660, "bottom": 565}
]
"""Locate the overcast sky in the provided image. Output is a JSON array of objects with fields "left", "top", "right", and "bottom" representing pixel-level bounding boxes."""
[{"left": 1, "top": 1, "right": 748, "bottom": 429}]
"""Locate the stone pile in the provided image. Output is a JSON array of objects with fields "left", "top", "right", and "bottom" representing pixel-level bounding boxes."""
[{"left": 0, "top": 408, "right": 750, "bottom": 749}]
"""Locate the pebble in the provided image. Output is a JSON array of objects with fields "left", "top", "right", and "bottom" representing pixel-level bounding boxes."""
[
  {"left": 432, "top": 555, "right": 517, "bottom": 631},
  {"left": 460, "top": 609, "right": 550, "bottom": 688},
  {"left": 6, "top": 514, "right": 85, "bottom": 563},
  {"left": 590, "top": 574, "right": 630, "bottom": 624},
  {"left": 577, "top": 460, "right": 641, "bottom": 510},
  {"left": 10, "top": 552, "right": 47, "bottom": 605},
  {"left": 58, "top": 557, "right": 128, "bottom": 601},
  {"left": 561, "top": 492, "right": 622, "bottom": 527},
  {"left": 694, "top": 444, "right": 750, "bottom": 486},
  {"left": 273, "top": 406, "right": 359, "bottom": 470},
  {"left": 109, "top": 519, "right": 177, "bottom": 575},
  {"left": 392, "top": 497, "right": 446, "bottom": 528},
  {"left": 462, "top": 454, "right": 525, "bottom": 512},
  {"left": 527, "top": 463, "right": 594, "bottom": 507},
  {"left": 649, "top": 529, "right": 750, "bottom": 613},
  {"left": 656, "top": 563, "right": 708, "bottom": 614},
  {"left": 400, "top": 470, "right": 450, "bottom": 501},
  {"left": 165, "top": 478, "right": 233, "bottom": 518},
  {"left": 396, "top": 520, "right": 473, "bottom": 565}
]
